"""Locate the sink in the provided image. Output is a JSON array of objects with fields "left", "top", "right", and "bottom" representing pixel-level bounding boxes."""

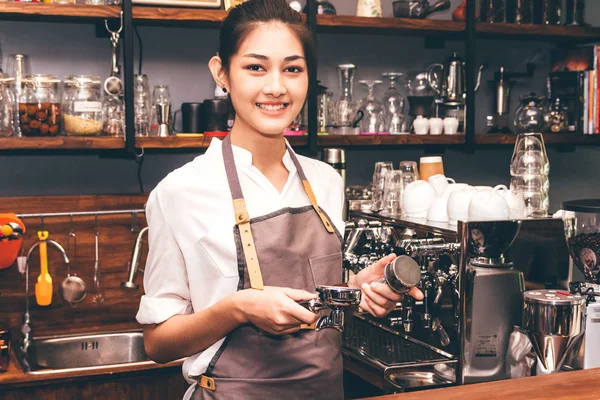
[{"left": 14, "top": 330, "right": 158, "bottom": 375}]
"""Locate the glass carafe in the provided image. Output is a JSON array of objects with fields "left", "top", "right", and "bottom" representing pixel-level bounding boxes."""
[
  {"left": 0, "top": 74, "right": 16, "bottom": 137},
  {"left": 382, "top": 72, "right": 405, "bottom": 135},
  {"left": 317, "top": 82, "right": 332, "bottom": 134},
  {"left": 514, "top": 93, "right": 547, "bottom": 133}
]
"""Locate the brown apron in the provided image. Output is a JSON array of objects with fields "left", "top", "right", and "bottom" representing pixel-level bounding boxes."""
[{"left": 193, "top": 135, "right": 344, "bottom": 399}]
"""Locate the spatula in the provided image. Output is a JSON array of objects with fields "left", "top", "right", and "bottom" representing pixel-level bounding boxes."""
[{"left": 35, "top": 230, "right": 52, "bottom": 306}]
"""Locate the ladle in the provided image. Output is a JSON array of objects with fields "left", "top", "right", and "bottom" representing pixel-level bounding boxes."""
[{"left": 59, "top": 215, "right": 87, "bottom": 306}]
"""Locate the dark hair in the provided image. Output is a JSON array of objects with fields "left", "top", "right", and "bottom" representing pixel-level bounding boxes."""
[{"left": 218, "top": 0, "right": 316, "bottom": 76}]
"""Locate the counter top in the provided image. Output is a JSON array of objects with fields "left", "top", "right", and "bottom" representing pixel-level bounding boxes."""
[
  {"left": 365, "top": 368, "right": 600, "bottom": 400},
  {"left": 0, "top": 349, "right": 184, "bottom": 389}
]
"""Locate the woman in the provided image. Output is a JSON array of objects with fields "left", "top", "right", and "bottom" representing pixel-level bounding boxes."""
[{"left": 136, "top": 0, "right": 423, "bottom": 398}]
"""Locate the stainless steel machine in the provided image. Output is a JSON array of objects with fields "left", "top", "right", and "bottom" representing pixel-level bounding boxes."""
[{"left": 341, "top": 212, "right": 571, "bottom": 393}]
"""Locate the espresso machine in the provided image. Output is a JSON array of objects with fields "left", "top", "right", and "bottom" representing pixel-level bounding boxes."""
[{"left": 341, "top": 213, "right": 571, "bottom": 393}]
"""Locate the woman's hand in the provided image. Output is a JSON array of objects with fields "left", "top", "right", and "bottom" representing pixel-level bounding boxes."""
[
  {"left": 349, "top": 253, "right": 424, "bottom": 318},
  {"left": 235, "top": 286, "right": 319, "bottom": 336}
]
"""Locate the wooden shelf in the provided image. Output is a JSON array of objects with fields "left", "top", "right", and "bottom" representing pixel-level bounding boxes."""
[
  {"left": 476, "top": 21, "right": 600, "bottom": 41},
  {"left": 476, "top": 133, "right": 600, "bottom": 145},
  {"left": 316, "top": 14, "right": 465, "bottom": 37},
  {"left": 0, "top": 136, "right": 125, "bottom": 150},
  {"left": 132, "top": 7, "right": 227, "bottom": 26},
  {"left": 318, "top": 134, "right": 465, "bottom": 146},
  {"left": 0, "top": 3, "right": 120, "bottom": 21},
  {"left": 136, "top": 135, "right": 308, "bottom": 149}
]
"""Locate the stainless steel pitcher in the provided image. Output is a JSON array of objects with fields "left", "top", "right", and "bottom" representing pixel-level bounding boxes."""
[{"left": 427, "top": 52, "right": 483, "bottom": 104}]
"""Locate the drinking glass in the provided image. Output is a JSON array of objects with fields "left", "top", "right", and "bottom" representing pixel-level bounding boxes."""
[
  {"left": 134, "top": 74, "right": 151, "bottom": 137},
  {"left": 510, "top": 132, "right": 549, "bottom": 175},
  {"left": 382, "top": 72, "right": 405, "bottom": 135},
  {"left": 399, "top": 161, "right": 419, "bottom": 189},
  {"left": 382, "top": 170, "right": 403, "bottom": 216},
  {"left": 6, "top": 54, "right": 31, "bottom": 137},
  {"left": 359, "top": 80, "right": 385, "bottom": 134},
  {"left": 102, "top": 95, "right": 125, "bottom": 137},
  {"left": 151, "top": 85, "right": 172, "bottom": 136},
  {"left": 371, "top": 161, "right": 394, "bottom": 211}
]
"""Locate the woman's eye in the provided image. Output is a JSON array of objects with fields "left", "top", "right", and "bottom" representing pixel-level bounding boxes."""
[
  {"left": 286, "top": 66, "right": 304, "bottom": 73},
  {"left": 246, "top": 65, "right": 265, "bottom": 72}
]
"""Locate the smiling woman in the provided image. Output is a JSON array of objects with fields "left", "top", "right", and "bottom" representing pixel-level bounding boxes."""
[{"left": 135, "top": 1, "right": 422, "bottom": 399}]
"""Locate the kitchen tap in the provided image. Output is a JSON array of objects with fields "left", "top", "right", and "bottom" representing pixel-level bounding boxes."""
[
  {"left": 121, "top": 226, "right": 148, "bottom": 290},
  {"left": 21, "top": 240, "right": 69, "bottom": 356}
]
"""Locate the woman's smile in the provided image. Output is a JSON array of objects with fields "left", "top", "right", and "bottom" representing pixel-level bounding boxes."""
[{"left": 255, "top": 101, "right": 290, "bottom": 115}]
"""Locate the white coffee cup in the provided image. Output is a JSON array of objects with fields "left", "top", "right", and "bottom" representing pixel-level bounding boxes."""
[
  {"left": 427, "top": 196, "right": 449, "bottom": 223},
  {"left": 468, "top": 185, "right": 510, "bottom": 221},
  {"left": 474, "top": 185, "right": 493, "bottom": 191},
  {"left": 402, "top": 180, "right": 436, "bottom": 216},
  {"left": 441, "top": 183, "right": 471, "bottom": 198},
  {"left": 447, "top": 186, "right": 478, "bottom": 223},
  {"left": 428, "top": 174, "right": 456, "bottom": 196},
  {"left": 429, "top": 117, "right": 443, "bottom": 135},
  {"left": 413, "top": 116, "right": 429, "bottom": 135},
  {"left": 443, "top": 117, "right": 459, "bottom": 135}
]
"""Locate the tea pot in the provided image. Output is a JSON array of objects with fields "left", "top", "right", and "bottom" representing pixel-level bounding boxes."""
[{"left": 427, "top": 52, "right": 484, "bottom": 104}]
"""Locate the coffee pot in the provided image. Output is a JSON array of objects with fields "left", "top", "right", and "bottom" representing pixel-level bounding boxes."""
[{"left": 427, "top": 52, "right": 483, "bottom": 104}]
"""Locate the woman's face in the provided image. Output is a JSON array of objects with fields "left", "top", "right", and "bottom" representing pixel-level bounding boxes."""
[{"left": 226, "top": 22, "right": 308, "bottom": 136}]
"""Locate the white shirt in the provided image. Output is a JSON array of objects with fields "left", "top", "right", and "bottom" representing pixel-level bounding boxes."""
[{"left": 136, "top": 138, "right": 345, "bottom": 392}]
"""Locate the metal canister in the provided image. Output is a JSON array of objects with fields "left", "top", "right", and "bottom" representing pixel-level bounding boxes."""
[
  {"left": 321, "top": 148, "right": 347, "bottom": 218},
  {"left": 522, "top": 289, "right": 586, "bottom": 372}
]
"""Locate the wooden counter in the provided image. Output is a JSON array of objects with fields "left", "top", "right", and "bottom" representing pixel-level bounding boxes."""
[{"left": 365, "top": 368, "right": 600, "bottom": 400}]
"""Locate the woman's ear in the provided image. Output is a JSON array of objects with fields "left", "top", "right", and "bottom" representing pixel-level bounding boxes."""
[{"left": 208, "top": 55, "right": 229, "bottom": 92}]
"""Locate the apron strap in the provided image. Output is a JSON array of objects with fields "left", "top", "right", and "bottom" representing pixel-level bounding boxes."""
[{"left": 222, "top": 134, "right": 264, "bottom": 290}]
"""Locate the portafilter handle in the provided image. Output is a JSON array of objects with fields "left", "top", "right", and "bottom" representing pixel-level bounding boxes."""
[{"left": 298, "top": 285, "right": 362, "bottom": 332}]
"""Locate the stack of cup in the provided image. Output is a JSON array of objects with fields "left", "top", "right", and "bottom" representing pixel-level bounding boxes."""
[{"left": 509, "top": 133, "right": 550, "bottom": 218}]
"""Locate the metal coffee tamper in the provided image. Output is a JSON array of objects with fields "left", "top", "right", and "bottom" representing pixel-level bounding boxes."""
[
  {"left": 378, "top": 255, "right": 422, "bottom": 294},
  {"left": 299, "top": 285, "right": 362, "bottom": 332}
]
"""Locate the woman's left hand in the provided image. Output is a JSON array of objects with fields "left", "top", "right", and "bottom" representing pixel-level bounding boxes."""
[{"left": 348, "top": 253, "right": 424, "bottom": 318}]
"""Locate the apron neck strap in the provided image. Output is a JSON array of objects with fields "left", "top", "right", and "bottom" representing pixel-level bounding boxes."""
[{"left": 221, "top": 134, "right": 335, "bottom": 233}]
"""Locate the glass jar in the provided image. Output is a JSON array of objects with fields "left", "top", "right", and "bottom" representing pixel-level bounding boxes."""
[
  {"left": 102, "top": 95, "right": 125, "bottom": 137},
  {"left": 62, "top": 75, "right": 103, "bottom": 136},
  {"left": 513, "top": 93, "right": 546, "bottom": 133},
  {"left": 0, "top": 74, "right": 16, "bottom": 137},
  {"left": 18, "top": 74, "right": 62, "bottom": 137}
]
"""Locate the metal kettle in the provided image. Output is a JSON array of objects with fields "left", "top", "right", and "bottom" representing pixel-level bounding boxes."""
[{"left": 426, "top": 52, "right": 483, "bottom": 104}]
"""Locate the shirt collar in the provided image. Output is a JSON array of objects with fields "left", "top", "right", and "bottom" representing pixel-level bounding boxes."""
[{"left": 205, "top": 136, "right": 297, "bottom": 173}]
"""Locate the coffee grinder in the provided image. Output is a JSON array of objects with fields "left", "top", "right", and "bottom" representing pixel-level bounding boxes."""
[
  {"left": 462, "top": 220, "right": 525, "bottom": 383},
  {"left": 487, "top": 64, "right": 535, "bottom": 134}
]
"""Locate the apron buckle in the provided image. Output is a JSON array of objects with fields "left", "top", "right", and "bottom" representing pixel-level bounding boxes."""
[{"left": 198, "top": 375, "right": 216, "bottom": 391}]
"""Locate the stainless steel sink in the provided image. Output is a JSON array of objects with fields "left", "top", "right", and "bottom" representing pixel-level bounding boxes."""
[{"left": 14, "top": 330, "right": 159, "bottom": 375}]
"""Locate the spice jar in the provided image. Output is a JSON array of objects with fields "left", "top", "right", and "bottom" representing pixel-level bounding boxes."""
[
  {"left": 0, "top": 74, "right": 16, "bottom": 137},
  {"left": 62, "top": 75, "right": 103, "bottom": 136},
  {"left": 18, "top": 74, "right": 62, "bottom": 137}
]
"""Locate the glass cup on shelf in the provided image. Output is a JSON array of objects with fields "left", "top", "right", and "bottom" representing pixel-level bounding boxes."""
[
  {"left": 0, "top": 74, "right": 16, "bottom": 137},
  {"left": 381, "top": 170, "right": 403, "bottom": 216},
  {"left": 399, "top": 161, "right": 419, "bottom": 189},
  {"left": 102, "top": 95, "right": 125, "bottom": 137},
  {"left": 151, "top": 85, "right": 172, "bottom": 137},
  {"left": 134, "top": 74, "right": 151, "bottom": 137},
  {"left": 382, "top": 72, "right": 405, "bottom": 135},
  {"left": 359, "top": 80, "right": 385, "bottom": 134},
  {"left": 371, "top": 161, "right": 394, "bottom": 212}
]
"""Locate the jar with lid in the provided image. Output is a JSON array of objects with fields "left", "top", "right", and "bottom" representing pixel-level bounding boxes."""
[
  {"left": 62, "top": 75, "right": 103, "bottom": 136},
  {"left": 102, "top": 95, "right": 125, "bottom": 137},
  {"left": 513, "top": 93, "right": 547, "bottom": 133},
  {"left": 0, "top": 74, "right": 16, "bottom": 137},
  {"left": 18, "top": 74, "right": 62, "bottom": 137}
]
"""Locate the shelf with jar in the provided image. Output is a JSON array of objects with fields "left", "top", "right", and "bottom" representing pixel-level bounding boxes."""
[{"left": 1, "top": 3, "right": 599, "bottom": 42}]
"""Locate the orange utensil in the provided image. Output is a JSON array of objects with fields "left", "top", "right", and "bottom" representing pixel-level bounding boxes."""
[{"left": 35, "top": 230, "right": 53, "bottom": 306}]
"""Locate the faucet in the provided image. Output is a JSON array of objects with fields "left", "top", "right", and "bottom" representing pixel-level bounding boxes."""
[
  {"left": 121, "top": 226, "right": 148, "bottom": 290},
  {"left": 21, "top": 240, "right": 69, "bottom": 356}
]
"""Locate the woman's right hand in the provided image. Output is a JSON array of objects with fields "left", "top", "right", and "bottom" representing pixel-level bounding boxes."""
[{"left": 234, "top": 286, "right": 320, "bottom": 336}]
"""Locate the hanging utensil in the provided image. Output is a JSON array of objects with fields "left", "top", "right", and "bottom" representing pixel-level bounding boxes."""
[
  {"left": 35, "top": 230, "right": 53, "bottom": 306},
  {"left": 104, "top": 13, "right": 124, "bottom": 97},
  {"left": 90, "top": 215, "right": 105, "bottom": 304},
  {"left": 59, "top": 215, "right": 87, "bottom": 306}
]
